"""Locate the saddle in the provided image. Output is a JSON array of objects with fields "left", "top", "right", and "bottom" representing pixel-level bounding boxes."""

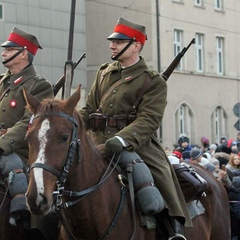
[{"left": 172, "top": 162, "right": 208, "bottom": 202}]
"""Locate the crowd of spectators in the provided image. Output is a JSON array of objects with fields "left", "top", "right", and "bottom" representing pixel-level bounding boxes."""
[{"left": 165, "top": 131, "right": 240, "bottom": 240}]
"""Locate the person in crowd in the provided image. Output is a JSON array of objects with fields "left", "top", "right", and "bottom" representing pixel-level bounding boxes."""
[
  {"left": 226, "top": 176, "right": 240, "bottom": 239},
  {"left": 201, "top": 136, "right": 209, "bottom": 151},
  {"left": 220, "top": 135, "right": 228, "bottom": 146},
  {"left": 178, "top": 135, "right": 192, "bottom": 152},
  {"left": 215, "top": 144, "right": 231, "bottom": 169},
  {"left": 210, "top": 158, "right": 232, "bottom": 186},
  {"left": 79, "top": 17, "right": 191, "bottom": 239},
  {"left": 203, "top": 152, "right": 212, "bottom": 161},
  {"left": 226, "top": 153, "right": 240, "bottom": 181},
  {"left": 209, "top": 143, "right": 217, "bottom": 157},
  {"left": 0, "top": 27, "right": 58, "bottom": 240},
  {"left": 178, "top": 135, "right": 192, "bottom": 162},
  {"left": 189, "top": 148, "right": 216, "bottom": 174},
  {"left": 172, "top": 150, "right": 183, "bottom": 161},
  {"left": 231, "top": 142, "right": 239, "bottom": 154},
  {"left": 236, "top": 131, "right": 240, "bottom": 152}
]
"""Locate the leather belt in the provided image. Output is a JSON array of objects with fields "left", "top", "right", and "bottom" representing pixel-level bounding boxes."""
[{"left": 88, "top": 113, "right": 136, "bottom": 131}]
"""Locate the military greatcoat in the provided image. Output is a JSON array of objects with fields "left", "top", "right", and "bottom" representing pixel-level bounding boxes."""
[
  {"left": 80, "top": 57, "right": 192, "bottom": 227},
  {"left": 0, "top": 65, "right": 54, "bottom": 163}
]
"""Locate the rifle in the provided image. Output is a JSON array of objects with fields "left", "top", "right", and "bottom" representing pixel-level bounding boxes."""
[
  {"left": 161, "top": 38, "right": 195, "bottom": 81},
  {"left": 52, "top": 52, "right": 86, "bottom": 96}
]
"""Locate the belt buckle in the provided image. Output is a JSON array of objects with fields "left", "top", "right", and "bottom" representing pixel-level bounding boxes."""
[{"left": 106, "top": 117, "right": 112, "bottom": 128}]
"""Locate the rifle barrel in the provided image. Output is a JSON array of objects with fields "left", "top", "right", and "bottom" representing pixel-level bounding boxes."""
[{"left": 161, "top": 38, "right": 195, "bottom": 81}]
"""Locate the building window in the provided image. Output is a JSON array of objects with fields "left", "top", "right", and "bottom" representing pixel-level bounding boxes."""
[
  {"left": 0, "top": 4, "right": 3, "bottom": 19},
  {"left": 195, "top": 33, "right": 204, "bottom": 72},
  {"left": 216, "top": 37, "right": 224, "bottom": 75},
  {"left": 194, "top": 0, "right": 203, "bottom": 7},
  {"left": 211, "top": 106, "right": 227, "bottom": 144},
  {"left": 175, "top": 103, "right": 193, "bottom": 143},
  {"left": 174, "top": 29, "right": 183, "bottom": 70},
  {"left": 215, "top": 0, "right": 223, "bottom": 10}
]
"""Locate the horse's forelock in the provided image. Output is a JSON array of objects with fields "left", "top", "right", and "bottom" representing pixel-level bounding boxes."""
[{"left": 38, "top": 99, "right": 62, "bottom": 115}]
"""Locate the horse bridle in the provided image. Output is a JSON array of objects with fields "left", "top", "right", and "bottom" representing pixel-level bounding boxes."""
[
  {"left": 30, "top": 112, "right": 81, "bottom": 189},
  {"left": 29, "top": 111, "right": 127, "bottom": 240}
]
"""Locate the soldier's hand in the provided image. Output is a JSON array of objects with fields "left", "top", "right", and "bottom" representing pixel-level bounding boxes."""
[{"left": 105, "top": 137, "right": 123, "bottom": 153}]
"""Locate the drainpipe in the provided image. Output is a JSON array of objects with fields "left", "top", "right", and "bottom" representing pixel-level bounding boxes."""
[{"left": 156, "top": 0, "right": 163, "bottom": 142}]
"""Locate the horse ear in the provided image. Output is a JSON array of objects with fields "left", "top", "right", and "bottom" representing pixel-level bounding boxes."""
[
  {"left": 65, "top": 85, "right": 81, "bottom": 111},
  {"left": 23, "top": 88, "right": 40, "bottom": 114}
]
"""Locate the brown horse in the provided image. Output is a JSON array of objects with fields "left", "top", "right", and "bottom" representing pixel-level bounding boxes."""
[{"left": 24, "top": 85, "right": 230, "bottom": 240}]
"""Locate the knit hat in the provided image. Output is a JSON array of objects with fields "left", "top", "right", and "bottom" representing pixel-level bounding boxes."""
[
  {"left": 172, "top": 151, "right": 182, "bottom": 160},
  {"left": 209, "top": 144, "right": 217, "bottom": 150},
  {"left": 107, "top": 17, "right": 147, "bottom": 45},
  {"left": 190, "top": 148, "right": 203, "bottom": 160},
  {"left": 210, "top": 158, "right": 219, "bottom": 166},
  {"left": 182, "top": 151, "right": 191, "bottom": 160}
]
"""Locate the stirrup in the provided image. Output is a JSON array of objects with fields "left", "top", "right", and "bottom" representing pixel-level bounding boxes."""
[{"left": 168, "top": 233, "right": 187, "bottom": 240}]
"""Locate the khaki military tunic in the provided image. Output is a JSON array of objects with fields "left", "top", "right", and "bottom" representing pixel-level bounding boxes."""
[
  {"left": 80, "top": 57, "right": 192, "bottom": 227},
  {"left": 0, "top": 65, "right": 54, "bottom": 163}
]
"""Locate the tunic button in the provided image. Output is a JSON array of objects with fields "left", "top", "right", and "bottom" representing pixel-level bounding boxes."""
[
  {"left": 109, "top": 103, "right": 113, "bottom": 108},
  {"left": 1, "top": 123, "right": 5, "bottom": 127},
  {"left": 113, "top": 90, "right": 117, "bottom": 94},
  {"left": 2, "top": 107, "right": 5, "bottom": 112},
  {"left": 107, "top": 130, "right": 111, "bottom": 134},
  {"left": 10, "top": 139, "right": 15, "bottom": 144},
  {"left": 5, "top": 93, "right": 8, "bottom": 97}
]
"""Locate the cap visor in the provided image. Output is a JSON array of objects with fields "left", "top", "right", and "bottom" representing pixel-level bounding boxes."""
[
  {"left": 107, "top": 32, "right": 132, "bottom": 40},
  {"left": 1, "top": 41, "right": 20, "bottom": 47}
]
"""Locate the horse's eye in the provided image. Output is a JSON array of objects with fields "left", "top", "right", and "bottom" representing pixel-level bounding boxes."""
[{"left": 60, "top": 135, "right": 69, "bottom": 143}]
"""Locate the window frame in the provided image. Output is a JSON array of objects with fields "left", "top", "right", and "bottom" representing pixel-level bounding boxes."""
[
  {"left": 215, "top": 0, "right": 223, "bottom": 11},
  {"left": 173, "top": 29, "right": 183, "bottom": 70},
  {"left": 0, "top": 3, "right": 3, "bottom": 20},
  {"left": 195, "top": 33, "right": 204, "bottom": 73},
  {"left": 216, "top": 36, "right": 224, "bottom": 75}
]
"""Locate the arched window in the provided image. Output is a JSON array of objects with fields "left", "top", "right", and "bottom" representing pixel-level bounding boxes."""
[
  {"left": 211, "top": 106, "right": 227, "bottom": 144},
  {"left": 175, "top": 103, "right": 194, "bottom": 143}
]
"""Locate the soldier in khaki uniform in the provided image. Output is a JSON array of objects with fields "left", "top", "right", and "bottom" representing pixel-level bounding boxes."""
[
  {"left": 0, "top": 27, "right": 54, "bottom": 230},
  {"left": 80, "top": 18, "right": 192, "bottom": 239}
]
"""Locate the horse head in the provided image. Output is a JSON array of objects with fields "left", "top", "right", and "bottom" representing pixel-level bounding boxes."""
[{"left": 24, "top": 85, "right": 81, "bottom": 215}]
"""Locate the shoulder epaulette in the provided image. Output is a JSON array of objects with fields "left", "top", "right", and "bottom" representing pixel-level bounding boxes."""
[
  {"left": 146, "top": 69, "right": 160, "bottom": 78},
  {"left": 100, "top": 63, "right": 109, "bottom": 70},
  {"left": 33, "top": 75, "right": 45, "bottom": 81}
]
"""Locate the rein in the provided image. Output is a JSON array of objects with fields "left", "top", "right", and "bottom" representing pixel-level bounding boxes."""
[{"left": 29, "top": 111, "right": 129, "bottom": 240}]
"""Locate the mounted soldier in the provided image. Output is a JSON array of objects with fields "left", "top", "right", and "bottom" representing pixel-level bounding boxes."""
[{"left": 79, "top": 17, "right": 192, "bottom": 239}]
